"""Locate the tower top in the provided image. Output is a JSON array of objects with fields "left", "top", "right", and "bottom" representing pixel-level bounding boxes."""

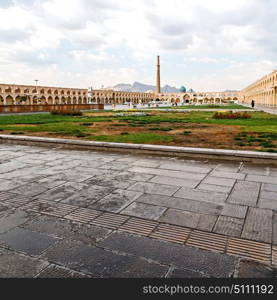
[
  {"left": 157, "top": 55, "right": 160, "bottom": 65},
  {"left": 156, "top": 55, "right": 161, "bottom": 93}
]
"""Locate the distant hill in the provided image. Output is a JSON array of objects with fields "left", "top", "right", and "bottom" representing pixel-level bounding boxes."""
[{"left": 111, "top": 81, "right": 180, "bottom": 93}]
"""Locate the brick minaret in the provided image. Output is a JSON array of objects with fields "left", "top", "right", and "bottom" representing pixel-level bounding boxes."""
[{"left": 156, "top": 55, "right": 161, "bottom": 94}]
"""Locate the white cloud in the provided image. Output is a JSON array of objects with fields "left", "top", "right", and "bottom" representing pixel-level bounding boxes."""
[{"left": 0, "top": 0, "right": 276, "bottom": 90}]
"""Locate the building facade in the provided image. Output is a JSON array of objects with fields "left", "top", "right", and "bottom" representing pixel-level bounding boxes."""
[
  {"left": 90, "top": 89, "right": 155, "bottom": 104},
  {"left": 154, "top": 91, "right": 239, "bottom": 104},
  {"left": 240, "top": 70, "right": 277, "bottom": 107},
  {"left": 0, "top": 83, "right": 88, "bottom": 105}
]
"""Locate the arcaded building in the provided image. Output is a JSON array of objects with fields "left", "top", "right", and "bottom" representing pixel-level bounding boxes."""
[
  {"left": 0, "top": 83, "right": 88, "bottom": 105},
  {"left": 240, "top": 70, "right": 277, "bottom": 107},
  {"left": 90, "top": 90, "right": 154, "bottom": 104}
]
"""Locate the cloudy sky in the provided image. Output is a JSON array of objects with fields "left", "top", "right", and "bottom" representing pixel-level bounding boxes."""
[{"left": 0, "top": 0, "right": 276, "bottom": 91}]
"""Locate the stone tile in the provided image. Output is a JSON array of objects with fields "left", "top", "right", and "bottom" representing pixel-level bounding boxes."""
[
  {"left": 99, "top": 232, "right": 238, "bottom": 277},
  {"left": 0, "top": 227, "right": 59, "bottom": 255},
  {"left": 260, "top": 190, "right": 276, "bottom": 201},
  {"left": 0, "top": 161, "right": 27, "bottom": 174},
  {"left": 236, "top": 260, "right": 277, "bottom": 278},
  {"left": 240, "top": 165, "right": 269, "bottom": 176},
  {"left": 246, "top": 174, "right": 277, "bottom": 184},
  {"left": 37, "top": 182, "right": 88, "bottom": 202},
  {"left": 203, "top": 176, "right": 236, "bottom": 187},
  {"left": 210, "top": 171, "right": 246, "bottom": 180},
  {"left": 9, "top": 182, "right": 49, "bottom": 197},
  {"left": 198, "top": 183, "right": 231, "bottom": 194},
  {"left": 33, "top": 177, "right": 67, "bottom": 189},
  {"left": 196, "top": 214, "right": 218, "bottom": 231},
  {"left": 150, "top": 175, "right": 199, "bottom": 188},
  {"left": 0, "top": 179, "right": 25, "bottom": 192},
  {"left": 89, "top": 189, "right": 142, "bottom": 213},
  {"left": 99, "top": 162, "right": 130, "bottom": 171},
  {"left": 263, "top": 183, "right": 277, "bottom": 192},
  {"left": 41, "top": 162, "right": 81, "bottom": 173},
  {"left": 159, "top": 209, "right": 217, "bottom": 231},
  {"left": 0, "top": 209, "right": 36, "bottom": 234},
  {"left": 129, "top": 173, "right": 154, "bottom": 182},
  {"left": 258, "top": 199, "right": 277, "bottom": 210},
  {"left": 128, "top": 182, "right": 179, "bottom": 196},
  {"left": 133, "top": 160, "right": 160, "bottom": 168},
  {"left": 227, "top": 181, "right": 260, "bottom": 206},
  {"left": 128, "top": 166, "right": 205, "bottom": 180},
  {"left": 213, "top": 216, "right": 243, "bottom": 237},
  {"left": 136, "top": 194, "right": 223, "bottom": 216},
  {"left": 169, "top": 268, "right": 208, "bottom": 278},
  {"left": 36, "top": 264, "right": 92, "bottom": 278},
  {"left": 158, "top": 162, "right": 211, "bottom": 174},
  {"left": 0, "top": 248, "right": 49, "bottom": 278},
  {"left": 273, "top": 213, "right": 277, "bottom": 245},
  {"left": 22, "top": 215, "right": 110, "bottom": 245},
  {"left": 269, "top": 167, "right": 277, "bottom": 176},
  {"left": 49, "top": 171, "right": 93, "bottom": 183},
  {"left": 42, "top": 239, "right": 167, "bottom": 278},
  {"left": 84, "top": 171, "right": 135, "bottom": 189},
  {"left": 174, "top": 187, "right": 227, "bottom": 204},
  {"left": 221, "top": 204, "right": 248, "bottom": 219},
  {"left": 121, "top": 202, "right": 167, "bottom": 220},
  {"left": 215, "top": 163, "right": 241, "bottom": 172},
  {"left": 60, "top": 185, "right": 114, "bottom": 207},
  {"left": 242, "top": 207, "right": 273, "bottom": 243}
]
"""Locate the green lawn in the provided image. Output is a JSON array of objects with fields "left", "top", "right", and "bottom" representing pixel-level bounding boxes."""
[
  {"left": 0, "top": 110, "right": 276, "bottom": 152},
  {"left": 153, "top": 104, "right": 250, "bottom": 110}
]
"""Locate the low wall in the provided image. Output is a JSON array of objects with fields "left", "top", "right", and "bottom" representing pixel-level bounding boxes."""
[
  {"left": 0, "top": 134, "right": 276, "bottom": 165},
  {"left": 0, "top": 104, "right": 104, "bottom": 113}
]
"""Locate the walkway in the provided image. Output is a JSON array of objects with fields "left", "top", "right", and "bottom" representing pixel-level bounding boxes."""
[
  {"left": 0, "top": 143, "right": 276, "bottom": 277},
  {"left": 238, "top": 102, "right": 277, "bottom": 115}
]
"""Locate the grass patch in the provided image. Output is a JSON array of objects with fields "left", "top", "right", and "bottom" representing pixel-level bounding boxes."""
[
  {"left": 51, "top": 110, "right": 83, "bottom": 116},
  {"left": 0, "top": 110, "right": 276, "bottom": 152},
  {"left": 157, "top": 104, "right": 249, "bottom": 110}
]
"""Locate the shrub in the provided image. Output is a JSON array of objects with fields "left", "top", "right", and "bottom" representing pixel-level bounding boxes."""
[
  {"left": 81, "top": 122, "right": 94, "bottom": 126},
  {"left": 51, "top": 110, "right": 83, "bottom": 116},
  {"left": 260, "top": 141, "right": 275, "bottom": 148},
  {"left": 213, "top": 111, "right": 251, "bottom": 119},
  {"left": 183, "top": 130, "right": 192, "bottom": 135},
  {"left": 149, "top": 127, "right": 172, "bottom": 131},
  {"left": 120, "top": 132, "right": 129, "bottom": 135},
  {"left": 10, "top": 131, "right": 24, "bottom": 135}
]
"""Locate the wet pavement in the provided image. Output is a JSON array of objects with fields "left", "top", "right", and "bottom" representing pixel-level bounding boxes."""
[{"left": 0, "top": 143, "right": 276, "bottom": 278}]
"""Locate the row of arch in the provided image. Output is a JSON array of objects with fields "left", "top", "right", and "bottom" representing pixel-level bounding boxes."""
[
  {"left": 241, "top": 70, "right": 277, "bottom": 107},
  {"left": 157, "top": 97, "right": 238, "bottom": 104},
  {"left": 0, "top": 85, "right": 87, "bottom": 97},
  {"left": 91, "top": 97, "right": 150, "bottom": 104},
  {"left": 0, "top": 95, "right": 88, "bottom": 105},
  {"left": 157, "top": 93, "right": 239, "bottom": 100}
]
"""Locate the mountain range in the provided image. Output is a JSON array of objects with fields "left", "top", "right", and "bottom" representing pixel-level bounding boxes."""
[{"left": 109, "top": 81, "right": 180, "bottom": 93}]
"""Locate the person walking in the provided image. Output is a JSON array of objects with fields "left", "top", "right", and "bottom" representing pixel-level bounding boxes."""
[{"left": 251, "top": 100, "right": 255, "bottom": 108}]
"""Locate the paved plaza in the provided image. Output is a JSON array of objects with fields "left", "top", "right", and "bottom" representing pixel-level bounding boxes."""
[{"left": 0, "top": 143, "right": 276, "bottom": 278}]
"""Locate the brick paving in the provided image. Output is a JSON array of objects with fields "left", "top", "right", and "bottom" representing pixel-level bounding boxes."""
[{"left": 0, "top": 143, "right": 276, "bottom": 277}]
